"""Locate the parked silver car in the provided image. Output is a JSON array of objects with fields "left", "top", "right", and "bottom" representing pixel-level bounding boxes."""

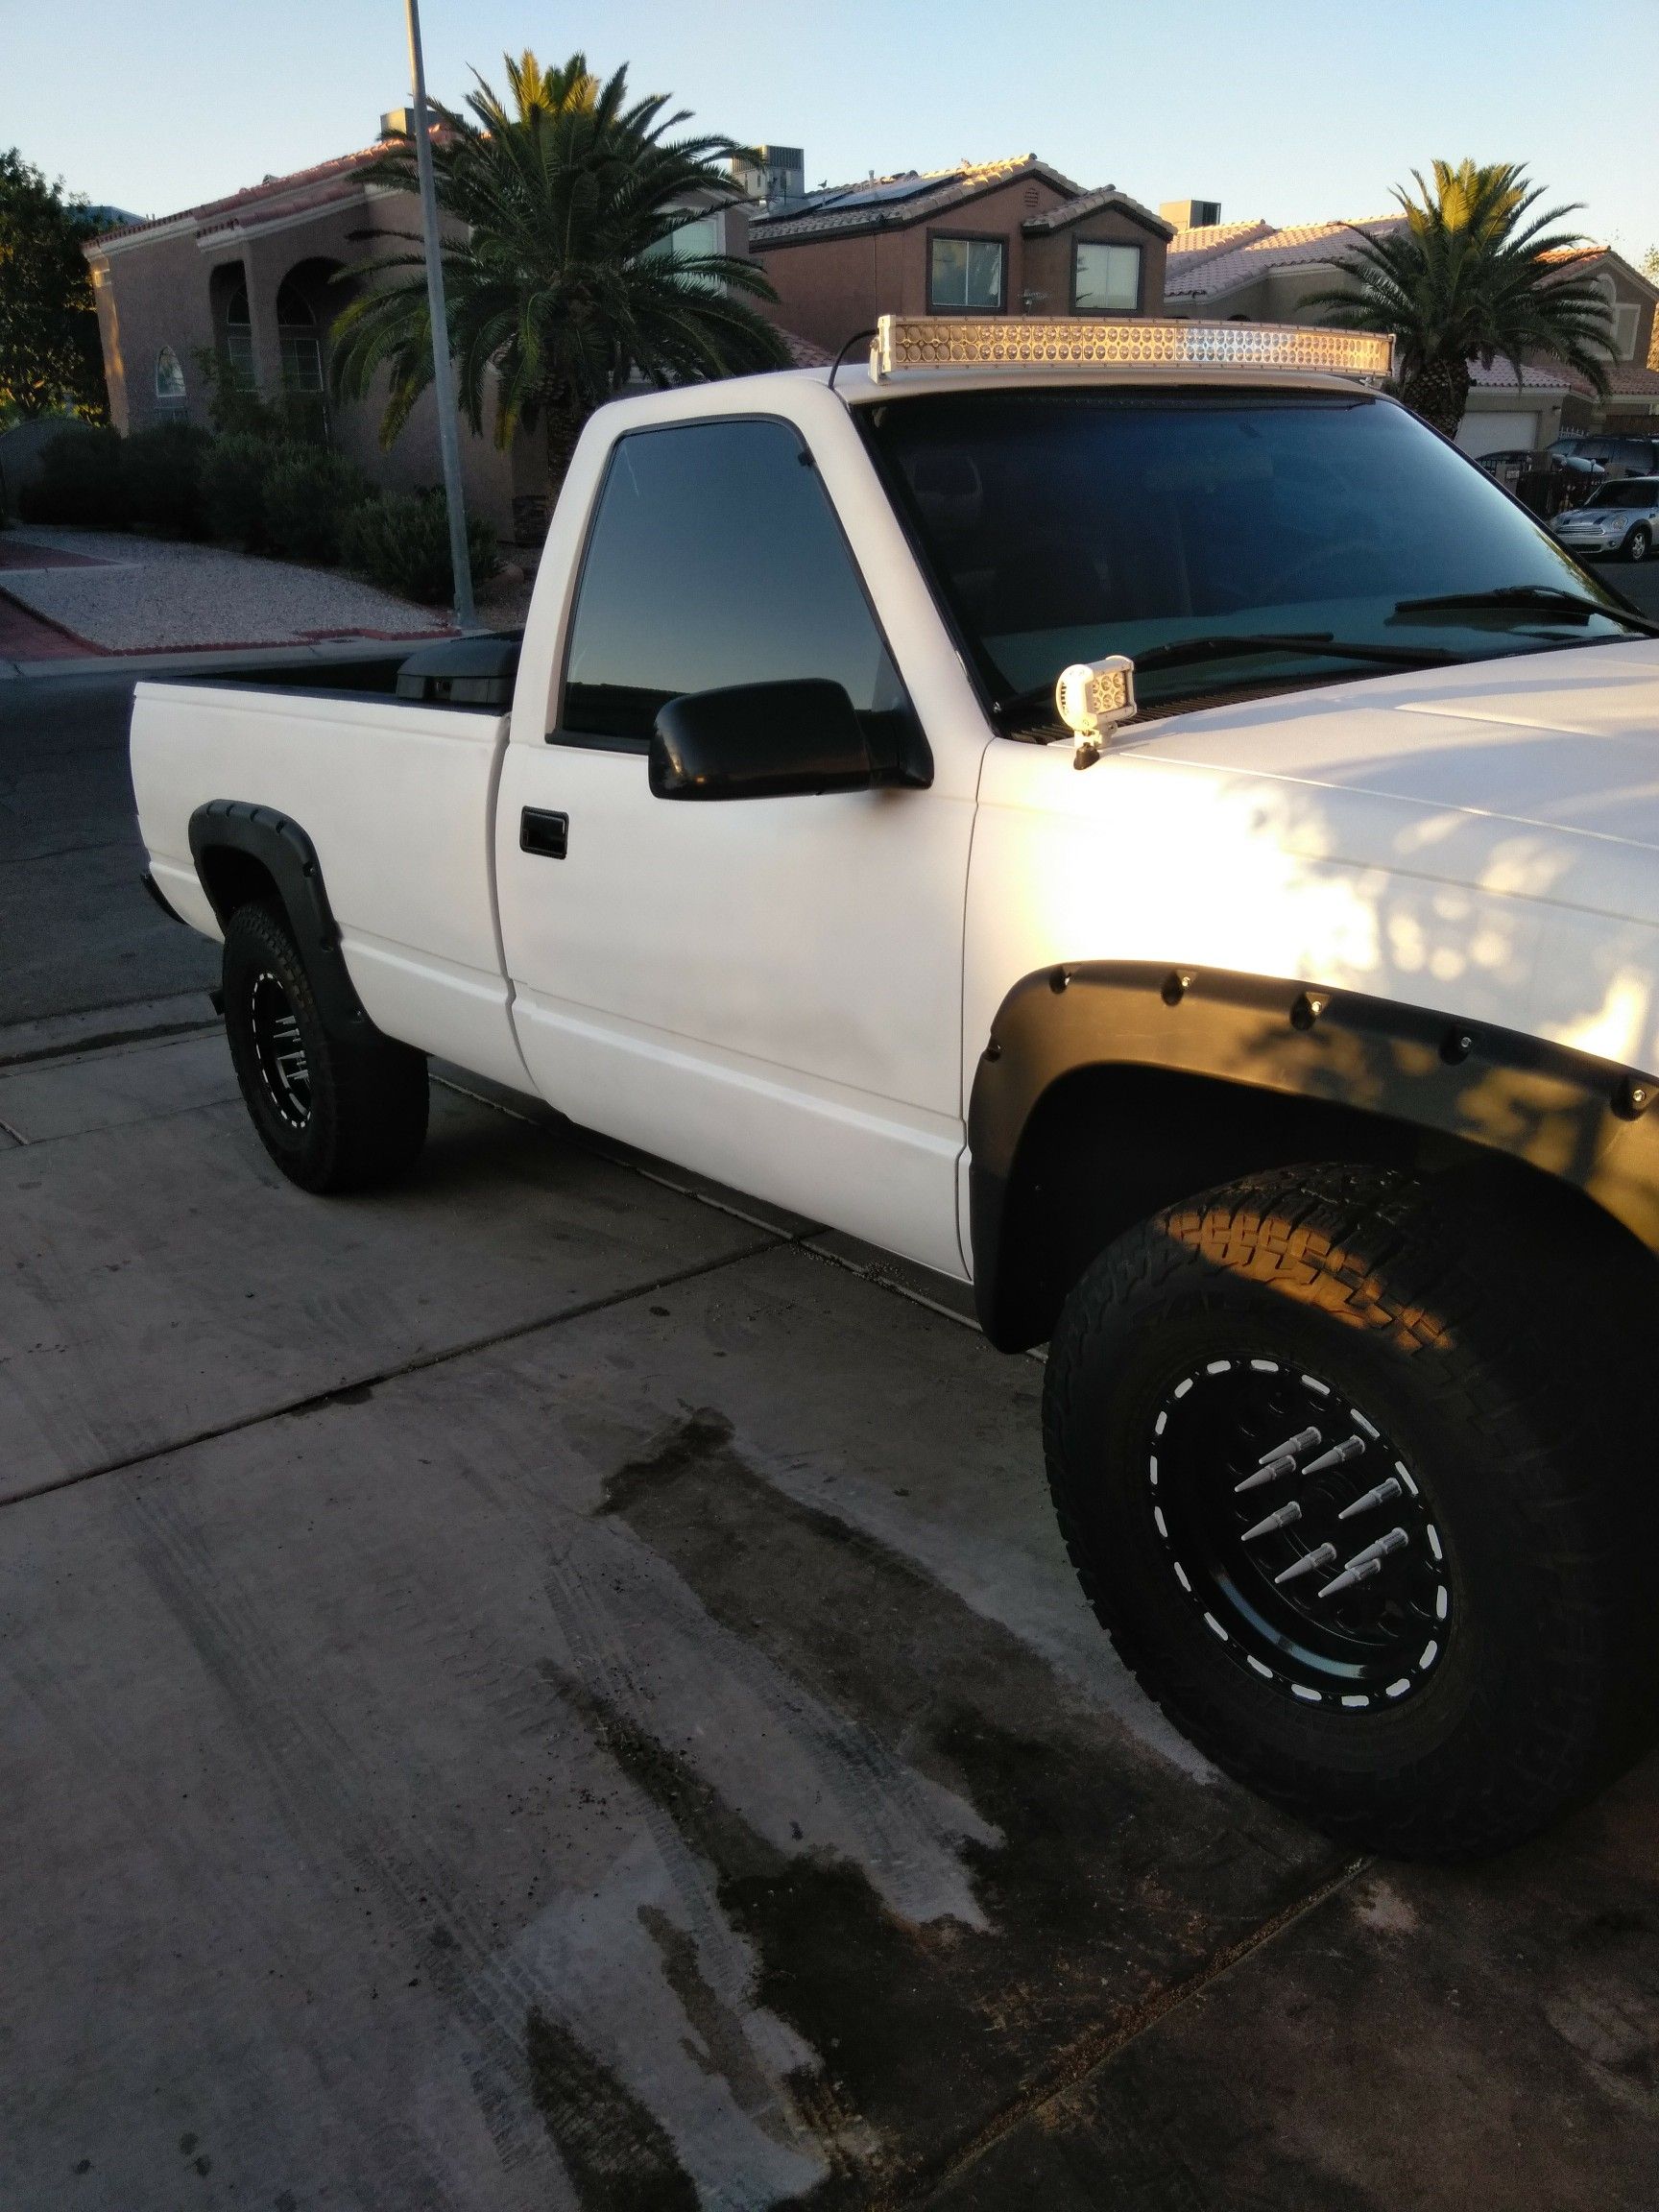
[{"left": 1551, "top": 475, "right": 1659, "bottom": 562}]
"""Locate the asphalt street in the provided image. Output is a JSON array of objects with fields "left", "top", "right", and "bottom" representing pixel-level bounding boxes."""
[
  {"left": 0, "top": 671, "right": 219, "bottom": 1025},
  {"left": 0, "top": 649, "right": 1656, "bottom": 2209}
]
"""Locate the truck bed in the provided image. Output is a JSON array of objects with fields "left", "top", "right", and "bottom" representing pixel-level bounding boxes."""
[{"left": 132, "top": 673, "right": 530, "bottom": 1091}]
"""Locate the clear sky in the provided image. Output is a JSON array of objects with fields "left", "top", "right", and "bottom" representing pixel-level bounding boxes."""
[{"left": 5, "top": 0, "right": 1656, "bottom": 258}]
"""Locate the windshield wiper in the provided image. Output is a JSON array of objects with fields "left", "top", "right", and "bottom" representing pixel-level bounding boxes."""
[
  {"left": 990, "top": 632, "right": 1456, "bottom": 723},
  {"left": 1130, "top": 631, "right": 1459, "bottom": 672},
  {"left": 1390, "top": 585, "right": 1659, "bottom": 636}
]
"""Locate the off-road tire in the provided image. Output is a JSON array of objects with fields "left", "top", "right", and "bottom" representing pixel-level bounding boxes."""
[
  {"left": 1043, "top": 1162, "right": 1657, "bottom": 1860},
  {"left": 222, "top": 902, "right": 428, "bottom": 1193},
  {"left": 1625, "top": 523, "right": 1651, "bottom": 563}
]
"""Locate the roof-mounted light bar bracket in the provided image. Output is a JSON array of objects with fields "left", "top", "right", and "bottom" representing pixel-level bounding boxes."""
[{"left": 869, "top": 315, "right": 1395, "bottom": 384}]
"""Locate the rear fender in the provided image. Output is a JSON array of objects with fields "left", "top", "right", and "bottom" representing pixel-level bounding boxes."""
[{"left": 187, "top": 801, "right": 370, "bottom": 1036}]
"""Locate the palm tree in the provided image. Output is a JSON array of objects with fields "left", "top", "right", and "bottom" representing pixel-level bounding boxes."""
[
  {"left": 1309, "top": 161, "right": 1614, "bottom": 438},
  {"left": 330, "top": 52, "right": 790, "bottom": 494}
]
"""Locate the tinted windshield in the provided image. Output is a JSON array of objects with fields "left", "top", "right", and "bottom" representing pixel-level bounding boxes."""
[
  {"left": 1587, "top": 480, "right": 1659, "bottom": 508},
  {"left": 861, "top": 390, "right": 1631, "bottom": 716}
]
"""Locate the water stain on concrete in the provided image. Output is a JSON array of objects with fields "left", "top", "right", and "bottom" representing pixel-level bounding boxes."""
[
  {"left": 563, "top": 1407, "right": 1338, "bottom": 2202},
  {"left": 525, "top": 2002, "right": 700, "bottom": 2212}
]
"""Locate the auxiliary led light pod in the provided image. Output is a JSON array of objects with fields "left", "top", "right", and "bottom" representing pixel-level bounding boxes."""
[{"left": 1055, "top": 655, "right": 1138, "bottom": 768}]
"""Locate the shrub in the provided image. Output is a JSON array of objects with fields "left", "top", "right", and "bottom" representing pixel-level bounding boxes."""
[
  {"left": 342, "top": 490, "right": 500, "bottom": 604},
  {"left": 201, "top": 431, "right": 286, "bottom": 550},
  {"left": 261, "top": 445, "right": 376, "bottom": 565},
  {"left": 123, "top": 421, "right": 213, "bottom": 537},
  {"left": 18, "top": 425, "right": 126, "bottom": 527}
]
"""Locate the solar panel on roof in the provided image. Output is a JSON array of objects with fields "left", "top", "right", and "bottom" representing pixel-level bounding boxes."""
[{"left": 826, "top": 175, "right": 933, "bottom": 210}]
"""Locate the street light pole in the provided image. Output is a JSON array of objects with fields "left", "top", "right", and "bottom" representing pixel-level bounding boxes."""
[{"left": 403, "top": 0, "right": 477, "bottom": 631}]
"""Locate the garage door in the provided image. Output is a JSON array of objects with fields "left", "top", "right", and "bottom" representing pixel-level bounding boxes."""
[{"left": 1456, "top": 410, "right": 1541, "bottom": 458}]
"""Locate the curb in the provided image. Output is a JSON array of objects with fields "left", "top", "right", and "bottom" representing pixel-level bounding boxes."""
[{"left": 0, "top": 991, "right": 220, "bottom": 1071}]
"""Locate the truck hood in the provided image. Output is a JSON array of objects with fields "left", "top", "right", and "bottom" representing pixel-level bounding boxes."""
[{"left": 1129, "top": 638, "right": 1659, "bottom": 926}]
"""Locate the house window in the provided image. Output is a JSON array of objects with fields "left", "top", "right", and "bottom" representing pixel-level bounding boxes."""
[
  {"left": 276, "top": 278, "right": 324, "bottom": 393},
  {"left": 1613, "top": 301, "right": 1641, "bottom": 362},
  {"left": 1072, "top": 241, "right": 1142, "bottom": 314},
  {"left": 224, "top": 281, "right": 255, "bottom": 389},
  {"left": 642, "top": 210, "right": 724, "bottom": 290},
  {"left": 929, "top": 236, "right": 1005, "bottom": 314},
  {"left": 665, "top": 212, "right": 721, "bottom": 264},
  {"left": 155, "top": 345, "right": 186, "bottom": 401}
]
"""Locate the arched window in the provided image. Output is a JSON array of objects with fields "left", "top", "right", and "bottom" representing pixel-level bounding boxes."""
[
  {"left": 224, "top": 280, "right": 254, "bottom": 389},
  {"left": 155, "top": 345, "right": 185, "bottom": 401},
  {"left": 276, "top": 276, "right": 324, "bottom": 393}
]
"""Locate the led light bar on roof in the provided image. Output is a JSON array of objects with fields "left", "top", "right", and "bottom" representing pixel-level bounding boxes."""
[{"left": 868, "top": 315, "right": 1395, "bottom": 383}]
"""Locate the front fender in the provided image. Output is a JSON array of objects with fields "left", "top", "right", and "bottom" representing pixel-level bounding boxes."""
[{"left": 969, "top": 960, "right": 1659, "bottom": 1347}]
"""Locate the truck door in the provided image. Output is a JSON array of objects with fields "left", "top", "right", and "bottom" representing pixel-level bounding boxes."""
[{"left": 494, "top": 412, "right": 981, "bottom": 1277}]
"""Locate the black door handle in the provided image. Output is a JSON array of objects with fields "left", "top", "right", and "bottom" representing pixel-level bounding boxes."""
[{"left": 520, "top": 807, "right": 568, "bottom": 859}]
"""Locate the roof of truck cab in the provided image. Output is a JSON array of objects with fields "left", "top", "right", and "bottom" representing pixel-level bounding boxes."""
[
  {"left": 596, "top": 362, "right": 1390, "bottom": 421},
  {"left": 819, "top": 361, "right": 1386, "bottom": 404}
]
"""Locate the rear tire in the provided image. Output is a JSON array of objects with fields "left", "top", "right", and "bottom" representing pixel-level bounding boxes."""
[
  {"left": 1043, "top": 1163, "right": 1656, "bottom": 1860},
  {"left": 222, "top": 902, "right": 428, "bottom": 1193}
]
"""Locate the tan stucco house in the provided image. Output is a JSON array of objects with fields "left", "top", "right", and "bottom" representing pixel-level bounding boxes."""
[
  {"left": 1162, "top": 211, "right": 1659, "bottom": 456},
  {"left": 82, "top": 127, "right": 758, "bottom": 541}
]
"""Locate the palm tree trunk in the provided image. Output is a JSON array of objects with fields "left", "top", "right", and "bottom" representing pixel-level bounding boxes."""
[
  {"left": 542, "top": 389, "right": 588, "bottom": 508},
  {"left": 1400, "top": 356, "right": 1472, "bottom": 442}
]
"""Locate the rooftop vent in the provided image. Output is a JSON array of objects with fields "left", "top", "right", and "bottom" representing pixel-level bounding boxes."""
[
  {"left": 731, "top": 144, "right": 805, "bottom": 209},
  {"left": 380, "top": 106, "right": 415, "bottom": 139},
  {"left": 1160, "top": 198, "right": 1221, "bottom": 229}
]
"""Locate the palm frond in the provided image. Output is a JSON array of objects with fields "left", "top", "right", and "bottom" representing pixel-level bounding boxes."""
[{"left": 1308, "top": 160, "right": 1614, "bottom": 431}]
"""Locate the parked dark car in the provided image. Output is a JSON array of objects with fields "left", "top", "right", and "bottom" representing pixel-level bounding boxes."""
[{"left": 1549, "top": 433, "right": 1659, "bottom": 479}]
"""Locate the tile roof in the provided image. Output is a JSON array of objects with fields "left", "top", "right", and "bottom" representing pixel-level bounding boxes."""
[
  {"left": 1020, "top": 182, "right": 1174, "bottom": 238},
  {"left": 1466, "top": 358, "right": 1582, "bottom": 392},
  {"left": 751, "top": 155, "right": 1083, "bottom": 246},
  {"left": 779, "top": 327, "right": 834, "bottom": 368},
  {"left": 1166, "top": 217, "right": 1401, "bottom": 300},
  {"left": 1602, "top": 361, "right": 1659, "bottom": 396},
  {"left": 1160, "top": 218, "right": 1275, "bottom": 272},
  {"left": 87, "top": 143, "right": 392, "bottom": 248}
]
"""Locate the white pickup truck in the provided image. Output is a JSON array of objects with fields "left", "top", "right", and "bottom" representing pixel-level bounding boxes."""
[{"left": 133, "top": 316, "right": 1659, "bottom": 1860}]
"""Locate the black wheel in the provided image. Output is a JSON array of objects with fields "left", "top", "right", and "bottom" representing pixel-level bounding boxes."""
[
  {"left": 1625, "top": 524, "right": 1651, "bottom": 563},
  {"left": 222, "top": 902, "right": 428, "bottom": 1193},
  {"left": 1044, "top": 1164, "right": 1656, "bottom": 1860}
]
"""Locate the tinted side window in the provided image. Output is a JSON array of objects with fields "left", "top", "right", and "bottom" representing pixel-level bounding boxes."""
[{"left": 561, "top": 419, "right": 903, "bottom": 742}]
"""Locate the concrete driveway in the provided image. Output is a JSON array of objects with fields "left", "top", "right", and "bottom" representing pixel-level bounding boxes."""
[{"left": 1, "top": 669, "right": 1656, "bottom": 2209}]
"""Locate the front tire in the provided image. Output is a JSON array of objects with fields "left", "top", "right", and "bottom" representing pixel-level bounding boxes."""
[
  {"left": 1044, "top": 1164, "right": 1655, "bottom": 1859},
  {"left": 222, "top": 902, "right": 428, "bottom": 1193},
  {"left": 1625, "top": 523, "right": 1652, "bottom": 563}
]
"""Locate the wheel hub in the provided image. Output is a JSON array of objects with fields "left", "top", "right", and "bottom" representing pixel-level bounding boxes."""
[
  {"left": 1147, "top": 1359, "right": 1450, "bottom": 1707},
  {"left": 249, "top": 972, "right": 312, "bottom": 1132}
]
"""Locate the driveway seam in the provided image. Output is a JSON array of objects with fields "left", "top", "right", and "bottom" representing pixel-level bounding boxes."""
[
  {"left": 891, "top": 1850, "right": 1371, "bottom": 2210},
  {"left": 0, "top": 1014, "right": 220, "bottom": 1071},
  {"left": 0, "top": 1093, "right": 241, "bottom": 1150},
  {"left": 0, "top": 1229, "right": 791, "bottom": 1515}
]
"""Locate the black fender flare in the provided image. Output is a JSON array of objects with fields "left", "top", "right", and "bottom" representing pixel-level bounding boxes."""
[
  {"left": 187, "top": 801, "right": 371, "bottom": 1036},
  {"left": 968, "top": 960, "right": 1659, "bottom": 1347}
]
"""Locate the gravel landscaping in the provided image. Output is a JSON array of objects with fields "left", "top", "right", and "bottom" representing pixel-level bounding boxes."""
[{"left": 0, "top": 526, "right": 458, "bottom": 651}]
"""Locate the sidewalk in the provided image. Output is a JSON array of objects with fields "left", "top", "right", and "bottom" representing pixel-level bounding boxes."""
[{"left": 0, "top": 524, "right": 459, "bottom": 662}]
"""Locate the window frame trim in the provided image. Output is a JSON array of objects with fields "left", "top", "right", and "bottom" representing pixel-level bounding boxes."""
[
  {"left": 926, "top": 229, "right": 1010, "bottom": 317},
  {"left": 546, "top": 410, "right": 917, "bottom": 756},
  {"left": 154, "top": 343, "right": 187, "bottom": 402},
  {"left": 1069, "top": 237, "right": 1144, "bottom": 318}
]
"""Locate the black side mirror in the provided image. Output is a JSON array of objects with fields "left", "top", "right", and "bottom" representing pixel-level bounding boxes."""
[{"left": 650, "top": 679, "right": 876, "bottom": 801}]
